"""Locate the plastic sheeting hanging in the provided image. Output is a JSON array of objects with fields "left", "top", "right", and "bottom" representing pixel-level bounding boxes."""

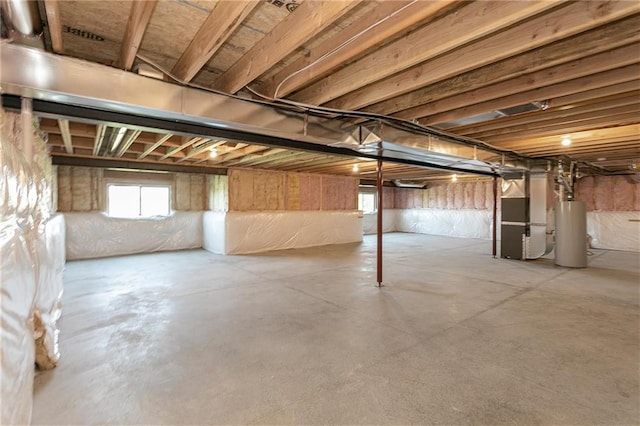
[
  {"left": 1, "top": 109, "right": 64, "bottom": 425},
  {"left": 204, "top": 211, "right": 362, "bottom": 254},
  {"left": 64, "top": 211, "right": 203, "bottom": 260}
]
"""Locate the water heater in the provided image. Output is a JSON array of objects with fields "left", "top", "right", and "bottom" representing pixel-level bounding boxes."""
[{"left": 555, "top": 201, "right": 587, "bottom": 268}]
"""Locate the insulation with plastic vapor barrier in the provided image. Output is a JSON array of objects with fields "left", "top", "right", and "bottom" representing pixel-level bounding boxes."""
[
  {"left": 64, "top": 211, "right": 203, "bottom": 260},
  {"left": 1, "top": 110, "right": 64, "bottom": 425}
]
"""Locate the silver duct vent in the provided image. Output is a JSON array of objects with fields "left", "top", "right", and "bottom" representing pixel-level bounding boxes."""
[
  {"left": 0, "top": 43, "right": 528, "bottom": 177},
  {"left": 1, "top": 0, "right": 43, "bottom": 48}
]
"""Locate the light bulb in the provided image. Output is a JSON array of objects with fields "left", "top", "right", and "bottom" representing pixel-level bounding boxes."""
[
  {"left": 561, "top": 136, "right": 571, "bottom": 146},
  {"left": 352, "top": 164, "right": 359, "bottom": 172},
  {"left": 209, "top": 148, "right": 218, "bottom": 158},
  {"left": 451, "top": 174, "right": 457, "bottom": 182}
]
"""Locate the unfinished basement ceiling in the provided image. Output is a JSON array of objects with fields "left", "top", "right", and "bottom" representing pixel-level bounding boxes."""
[{"left": 30, "top": 0, "right": 640, "bottom": 177}]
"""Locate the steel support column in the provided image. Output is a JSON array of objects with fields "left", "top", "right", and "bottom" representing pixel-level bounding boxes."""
[
  {"left": 376, "top": 159, "right": 383, "bottom": 286},
  {"left": 492, "top": 176, "right": 498, "bottom": 258}
]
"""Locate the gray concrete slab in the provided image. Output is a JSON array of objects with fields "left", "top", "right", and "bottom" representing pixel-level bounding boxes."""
[{"left": 33, "top": 233, "right": 639, "bottom": 424}]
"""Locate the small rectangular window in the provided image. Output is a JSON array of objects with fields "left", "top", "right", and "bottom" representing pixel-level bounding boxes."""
[
  {"left": 358, "top": 192, "right": 376, "bottom": 214},
  {"left": 107, "top": 184, "right": 170, "bottom": 218}
]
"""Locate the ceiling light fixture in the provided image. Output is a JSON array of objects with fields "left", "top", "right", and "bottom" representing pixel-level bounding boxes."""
[
  {"left": 209, "top": 148, "right": 218, "bottom": 158},
  {"left": 451, "top": 174, "right": 458, "bottom": 182},
  {"left": 561, "top": 136, "right": 572, "bottom": 146},
  {"left": 352, "top": 164, "right": 359, "bottom": 172}
]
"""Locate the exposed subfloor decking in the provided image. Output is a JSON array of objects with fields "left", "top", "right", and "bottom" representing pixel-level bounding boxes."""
[{"left": 33, "top": 233, "right": 639, "bottom": 425}]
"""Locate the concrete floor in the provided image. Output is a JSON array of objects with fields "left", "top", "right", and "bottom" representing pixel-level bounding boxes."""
[{"left": 33, "top": 233, "right": 639, "bottom": 425}]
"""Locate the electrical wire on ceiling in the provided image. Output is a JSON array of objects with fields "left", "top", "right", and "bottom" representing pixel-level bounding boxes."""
[
  {"left": 134, "top": 53, "right": 608, "bottom": 174},
  {"left": 272, "top": 0, "right": 419, "bottom": 99},
  {"left": 136, "top": 53, "right": 527, "bottom": 159}
]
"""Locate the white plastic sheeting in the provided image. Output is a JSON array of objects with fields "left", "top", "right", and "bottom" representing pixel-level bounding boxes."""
[
  {"left": 397, "top": 209, "right": 493, "bottom": 239},
  {"left": 64, "top": 211, "right": 203, "bottom": 260},
  {"left": 204, "top": 211, "right": 362, "bottom": 254},
  {"left": 362, "top": 210, "right": 399, "bottom": 235},
  {"left": 1, "top": 120, "right": 64, "bottom": 424},
  {"left": 587, "top": 211, "right": 640, "bottom": 252},
  {"left": 203, "top": 211, "right": 226, "bottom": 254},
  {"left": 33, "top": 214, "right": 65, "bottom": 369}
]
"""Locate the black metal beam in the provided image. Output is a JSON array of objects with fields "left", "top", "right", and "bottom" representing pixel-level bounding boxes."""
[
  {"left": 2, "top": 95, "right": 499, "bottom": 177},
  {"left": 51, "top": 155, "right": 227, "bottom": 175}
]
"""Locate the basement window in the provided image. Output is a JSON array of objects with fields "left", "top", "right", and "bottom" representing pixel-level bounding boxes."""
[
  {"left": 358, "top": 192, "right": 377, "bottom": 214},
  {"left": 107, "top": 184, "right": 170, "bottom": 218}
]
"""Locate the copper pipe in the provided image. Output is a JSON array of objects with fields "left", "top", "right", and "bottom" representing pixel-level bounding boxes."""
[
  {"left": 492, "top": 176, "right": 498, "bottom": 258},
  {"left": 377, "top": 159, "right": 383, "bottom": 286}
]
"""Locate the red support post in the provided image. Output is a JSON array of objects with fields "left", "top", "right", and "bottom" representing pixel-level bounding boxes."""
[
  {"left": 377, "top": 160, "right": 383, "bottom": 286},
  {"left": 492, "top": 176, "right": 498, "bottom": 258}
]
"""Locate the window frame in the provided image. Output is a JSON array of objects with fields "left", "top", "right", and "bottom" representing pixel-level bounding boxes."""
[
  {"left": 358, "top": 188, "right": 378, "bottom": 214},
  {"left": 106, "top": 182, "right": 172, "bottom": 218}
]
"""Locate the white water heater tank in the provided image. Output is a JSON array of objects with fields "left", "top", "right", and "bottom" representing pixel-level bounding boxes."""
[{"left": 554, "top": 201, "right": 587, "bottom": 268}]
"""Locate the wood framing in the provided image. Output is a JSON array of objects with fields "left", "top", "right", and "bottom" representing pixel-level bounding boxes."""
[
  {"left": 118, "top": 0, "right": 158, "bottom": 70},
  {"left": 292, "top": 0, "right": 563, "bottom": 105},
  {"left": 213, "top": 0, "right": 360, "bottom": 94},
  {"left": 262, "top": 0, "right": 454, "bottom": 97},
  {"left": 43, "top": 0, "right": 64, "bottom": 53},
  {"left": 171, "top": 1, "right": 260, "bottom": 82}
]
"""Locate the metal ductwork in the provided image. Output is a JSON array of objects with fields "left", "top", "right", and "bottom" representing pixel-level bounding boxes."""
[
  {"left": 0, "top": 43, "right": 531, "bottom": 178},
  {"left": 1, "top": 0, "right": 43, "bottom": 48},
  {"left": 500, "top": 168, "right": 554, "bottom": 260},
  {"left": 1, "top": 0, "right": 41, "bottom": 35}
]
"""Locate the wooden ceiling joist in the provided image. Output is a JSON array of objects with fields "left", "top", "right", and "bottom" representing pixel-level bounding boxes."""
[
  {"left": 548, "top": 80, "right": 640, "bottom": 109},
  {"left": 57, "top": 119, "right": 73, "bottom": 154},
  {"left": 362, "top": 15, "right": 640, "bottom": 116},
  {"left": 118, "top": 0, "right": 158, "bottom": 70},
  {"left": 176, "top": 140, "right": 226, "bottom": 163},
  {"left": 215, "top": 145, "right": 271, "bottom": 165},
  {"left": 212, "top": 0, "right": 361, "bottom": 94},
  {"left": 293, "top": 0, "right": 565, "bottom": 106},
  {"left": 420, "top": 60, "right": 640, "bottom": 126},
  {"left": 498, "top": 124, "right": 640, "bottom": 148},
  {"left": 139, "top": 134, "right": 174, "bottom": 159},
  {"left": 159, "top": 137, "right": 200, "bottom": 161},
  {"left": 222, "top": 148, "right": 287, "bottom": 167},
  {"left": 93, "top": 124, "right": 106, "bottom": 156},
  {"left": 115, "top": 130, "right": 142, "bottom": 157},
  {"left": 171, "top": 1, "right": 260, "bottom": 82},
  {"left": 228, "top": 150, "right": 306, "bottom": 168},
  {"left": 317, "top": 1, "right": 639, "bottom": 110},
  {"left": 43, "top": 0, "right": 63, "bottom": 53},
  {"left": 454, "top": 94, "right": 640, "bottom": 136},
  {"left": 263, "top": 0, "right": 454, "bottom": 98},
  {"left": 478, "top": 110, "right": 639, "bottom": 143}
]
